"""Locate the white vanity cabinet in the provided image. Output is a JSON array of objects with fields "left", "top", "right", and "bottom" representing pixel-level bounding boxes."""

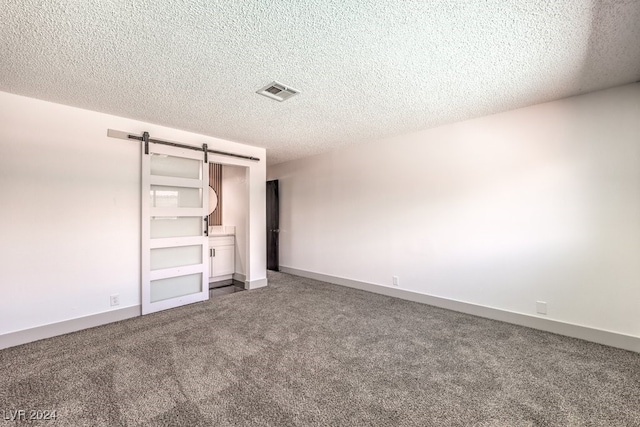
[{"left": 209, "top": 236, "right": 235, "bottom": 282}]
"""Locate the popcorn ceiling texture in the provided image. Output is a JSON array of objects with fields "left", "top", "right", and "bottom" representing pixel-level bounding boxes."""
[{"left": 1, "top": 1, "right": 639, "bottom": 164}]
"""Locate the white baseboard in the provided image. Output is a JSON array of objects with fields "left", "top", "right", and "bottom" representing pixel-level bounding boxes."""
[
  {"left": 246, "top": 277, "right": 268, "bottom": 290},
  {"left": 233, "top": 272, "right": 246, "bottom": 283},
  {"left": 0, "top": 305, "right": 141, "bottom": 350},
  {"left": 280, "top": 266, "right": 640, "bottom": 353}
]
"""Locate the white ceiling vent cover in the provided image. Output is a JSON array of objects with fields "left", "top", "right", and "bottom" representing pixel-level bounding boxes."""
[{"left": 256, "top": 81, "right": 300, "bottom": 102}]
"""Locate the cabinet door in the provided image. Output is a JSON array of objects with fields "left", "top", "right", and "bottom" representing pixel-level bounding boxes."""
[
  {"left": 211, "top": 245, "right": 235, "bottom": 277},
  {"left": 209, "top": 251, "right": 216, "bottom": 279},
  {"left": 214, "top": 246, "right": 235, "bottom": 276}
]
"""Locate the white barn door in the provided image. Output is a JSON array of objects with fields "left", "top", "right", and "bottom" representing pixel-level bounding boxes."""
[{"left": 141, "top": 141, "right": 209, "bottom": 315}]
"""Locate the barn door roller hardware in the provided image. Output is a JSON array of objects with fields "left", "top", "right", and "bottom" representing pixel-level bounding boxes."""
[{"left": 106, "top": 129, "right": 260, "bottom": 162}]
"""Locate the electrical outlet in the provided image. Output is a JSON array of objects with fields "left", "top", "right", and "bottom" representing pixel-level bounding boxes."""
[
  {"left": 110, "top": 294, "right": 120, "bottom": 307},
  {"left": 392, "top": 276, "right": 399, "bottom": 287},
  {"left": 536, "top": 301, "right": 547, "bottom": 315}
]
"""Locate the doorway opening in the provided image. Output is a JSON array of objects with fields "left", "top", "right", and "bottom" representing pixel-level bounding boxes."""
[
  {"left": 266, "top": 180, "right": 279, "bottom": 271},
  {"left": 208, "top": 164, "right": 250, "bottom": 292}
]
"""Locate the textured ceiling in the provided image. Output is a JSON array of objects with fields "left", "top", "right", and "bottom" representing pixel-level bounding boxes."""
[{"left": 2, "top": 1, "right": 639, "bottom": 165}]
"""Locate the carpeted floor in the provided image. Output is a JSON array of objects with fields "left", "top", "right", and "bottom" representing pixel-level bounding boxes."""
[{"left": 1, "top": 271, "right": 639, "bottom": 426}]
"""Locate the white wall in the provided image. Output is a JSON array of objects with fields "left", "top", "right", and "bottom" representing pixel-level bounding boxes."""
[
  {"left": 0, "top": 91, "right": 266, "bottom": 338},
  {"left": 222, "top": 165, "right": 248, "bottom": 276},
  {"left": 268, "top": 83, "right": 640, "bottom": 338}
]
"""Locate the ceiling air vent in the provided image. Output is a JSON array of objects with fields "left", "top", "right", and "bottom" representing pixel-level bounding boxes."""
[{"left": 256, "top": 81, "right": 300, "bottom": 102}]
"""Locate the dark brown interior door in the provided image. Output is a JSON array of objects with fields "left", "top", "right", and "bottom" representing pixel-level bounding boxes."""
[{"left": 266, "top": 180, "right": 279, "bottom": 271}]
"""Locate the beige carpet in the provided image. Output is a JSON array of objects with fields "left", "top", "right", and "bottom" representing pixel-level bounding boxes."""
[{"left": 1, "top": 271, "right": 639, "bottom": 426}]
